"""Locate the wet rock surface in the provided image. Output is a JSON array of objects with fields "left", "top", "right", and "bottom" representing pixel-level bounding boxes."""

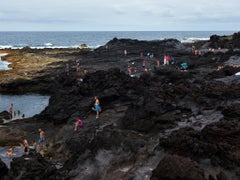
[
  {"left": 0, "top": 158, "right": 8, "bottom": 179},
  {"left": 0, "top": 34, "right": 240, "bottom": 179},
  {"left": 9, "top": 154, "right": 57, "bottom": 180}
]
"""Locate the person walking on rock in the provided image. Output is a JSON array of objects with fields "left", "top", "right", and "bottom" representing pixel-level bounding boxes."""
[
  {"left": 74, "top": 118, "right": 83, "bottom": 131},
  {"left": 124, "top": 49, "right": 127, "bottom": 56},
  {"left": 92, "top": 96, "right": 101, "bottom": 119}
]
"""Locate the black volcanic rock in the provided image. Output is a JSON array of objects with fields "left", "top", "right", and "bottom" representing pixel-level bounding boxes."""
[
  {"left": 222, "top": 104, "right": 240, "bottom": 120},
  {"left": 208, "top": 32, "right": 240, "bottom": 49},
  {"left": 9, "top": 154, "right": 57, "bottom": 180},
  {"left": 95, "top": 38, "right": 187, "bottom": 56},
  {"left": 160, "top": 119, "right": 240, "bottom": 169},
  {"left": 1, "top": 32, "right": 240, "bottom": 179},
  {"left": 151, "top": 155, "right": 206, "bottom": 180},
  {"left": 0, "top": 158, "right": 9, "bottom": 179},
  {"left": 0, "top": 110, "right": 10, "bottom": 122}
]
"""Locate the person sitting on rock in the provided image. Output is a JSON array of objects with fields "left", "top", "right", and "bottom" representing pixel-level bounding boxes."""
[
  {"left": 74, "top": 118, "right": 83, "bottom": 131},
  {"left": 29, "top": 141, "right": 38, "bottom": 154},
  {"left": 181, "top": 62, "right": 188, "bottom": 71}
]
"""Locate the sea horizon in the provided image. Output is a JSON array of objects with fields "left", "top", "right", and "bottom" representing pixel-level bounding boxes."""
[{"left": 0, "top": 31, "right": 236, "bottom": 49}]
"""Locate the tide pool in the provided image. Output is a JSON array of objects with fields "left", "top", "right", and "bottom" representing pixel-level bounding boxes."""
[
  {"left": 0, "top": 146, "right": 23, "bottom": 168},
  {"left": 0, "top": 93, "right": 50, "bottom": 120},
  {"left": 0, "top": 53, "right": 11, "bottom": 70}
]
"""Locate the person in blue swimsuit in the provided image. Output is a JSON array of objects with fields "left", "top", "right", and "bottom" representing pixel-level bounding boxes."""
[
  {"left": 92, "top": 96, "right": 101, "bottom": 119},
  {"left": 38, "top": 128, "right": 45, "bottom": 150}
]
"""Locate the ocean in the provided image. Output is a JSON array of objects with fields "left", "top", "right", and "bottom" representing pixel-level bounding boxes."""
[{"left": 0, "top": 31, "right": 236, "bottom": 49}]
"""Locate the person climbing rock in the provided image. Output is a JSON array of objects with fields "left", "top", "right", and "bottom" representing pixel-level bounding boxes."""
[
  {"left": 74, "top": 118, "right": 83, "bottom": 131},
  {"left": 38, "top": 128, "right": 45, "bottom": 150}
]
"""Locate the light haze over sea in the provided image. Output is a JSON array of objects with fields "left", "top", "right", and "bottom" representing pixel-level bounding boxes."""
[{"left": 0, "top": 31, "right": 235, "bottom": 49}]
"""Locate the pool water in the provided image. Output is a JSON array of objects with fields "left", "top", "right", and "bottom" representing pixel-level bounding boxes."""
[
  {"left": 0, "top": 94, "right": 50, "bottom": 121},
  {"left": 0, "top": 146, "right": 23, "bottom": 168}
]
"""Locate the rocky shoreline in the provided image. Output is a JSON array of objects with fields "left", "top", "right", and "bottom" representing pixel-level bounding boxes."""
[{"left": 0, "top": 32, "right": 240, "bottom": 180}]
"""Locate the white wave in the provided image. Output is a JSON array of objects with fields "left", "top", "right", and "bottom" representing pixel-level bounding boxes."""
[
  {"left": 0, "top": 43, "right": 97, "bottom": 50},
  {"left": 0, "top": 45, "right": 13, "bottom": 49},
  {"left": 88, "top": 44, "right": 101, "bottom": 49},
  {"left": 29, "top": 44, "right": 92, "bottom": 49},
  {"left": 181, "top": 37, "right": 210, "bottom": 43},
  {"left": 0, "top": 53, "right": 11, "bottom": 70},
  {"left": 0, "top": 44, "right": 30, "bottom": 49},
  {"left": 235, "top": 72, "right": 240, "bottom": 76},
  {"left": 0, "top": 42, "right": 98, "bottom": 49},
  {"left": 44, "top": 42, "right": 53, "bottom": 46}
]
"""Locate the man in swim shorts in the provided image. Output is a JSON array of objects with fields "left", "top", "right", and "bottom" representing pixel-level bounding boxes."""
[
  {"left": 38, "top": 128, "right": 45, "bottom": 149},
  {"left": 92, "top": 96, "right": 101, "bottom": 119},
  {"left": 23, "top": 139, "right": 29, "bottom": 154}
]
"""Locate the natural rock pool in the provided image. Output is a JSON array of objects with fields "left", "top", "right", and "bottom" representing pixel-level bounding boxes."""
[
  {"left": 0, "top": 146, "right": 23, "bottom": 168},
  {"left": 0, "top": 93, "right": 50, "bottom": 121},
  {"left": 0, "top": 53, "right": 11, "bottom": 70}
]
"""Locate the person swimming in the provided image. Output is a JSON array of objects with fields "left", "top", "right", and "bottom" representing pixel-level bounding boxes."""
[{"left": 6, "top": 146, "right": 14, "bottom": 157}]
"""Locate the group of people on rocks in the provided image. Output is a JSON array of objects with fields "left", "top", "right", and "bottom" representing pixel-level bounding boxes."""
[
  {"left": 65, "top": 59, "right": 91, "bottom": 76},
  {"left": 6, "top": 128, "right": 45, "bottom": 157},
  {"left": 8, "top": 103, "right": 25, "bottom": 120},
  {"left": 66, "top": 59, "right": 81, "bottom": 73},
  {"left": 6, "top": 96, "right": 101, "bottom": 157},
  {"left": 126, "top": 51, "right": 178, "bottom": 75},
  {"left": 125, "top": 44, "right": 239, "bottom": 75},
  {"left": 163, "top": 55, "right": 175, "bottom": 65}
]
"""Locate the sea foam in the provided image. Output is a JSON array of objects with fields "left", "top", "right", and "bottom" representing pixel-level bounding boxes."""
[{"left": 0, "top": 53, "right": 11, "bottom": 70}]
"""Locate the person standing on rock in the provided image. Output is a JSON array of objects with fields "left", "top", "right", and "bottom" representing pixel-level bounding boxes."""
[
  {"left": 127, "top": 64, "right": 132, "bottom": 75},
  {"left": 76, "top": 59, "right": 80, "bottom": 72},
  {"left": 92, "top": 96, "right": 101, "bottom": 119},
  {"left": 9, "top": 103, "right": 13, "bottom": 120},
  {"left": 23, "top": 139, "right": 29, "bottom": 154},
  {"left": 38, "top": 128, "right": 45, "bottom": 150},
  {"left": 124, "top": 49, "right": 127, "bottom": 56}
]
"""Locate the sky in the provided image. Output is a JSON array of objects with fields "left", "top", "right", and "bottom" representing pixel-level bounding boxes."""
[{"left": 0, "top": 0, "right": 240, "bottom": 31}]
